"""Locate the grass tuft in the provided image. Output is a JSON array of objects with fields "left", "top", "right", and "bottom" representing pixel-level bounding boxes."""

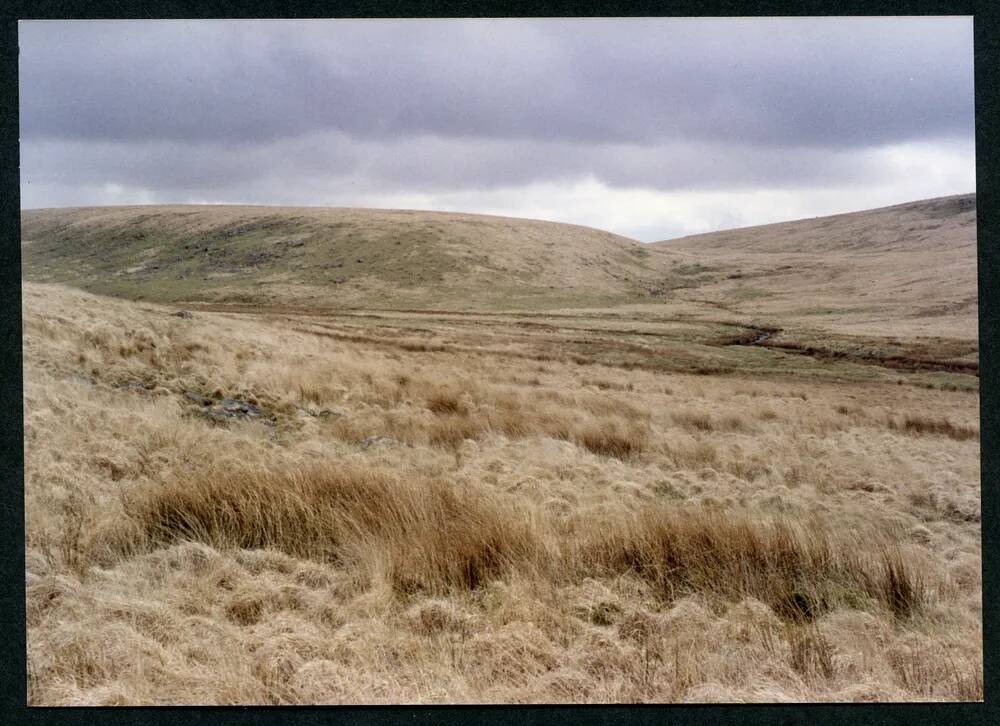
[
  {"left": 887, "top": 415, "right": 978, "bottom": 441},
  {"left": 878, "top": 549, "right": 926, "bottom": 621},
  {"left": 122, "top": 464, "right": 543, "bottom": 594},
  {"left": 575, "top": 426, "right": 648, "bottom": 460}
]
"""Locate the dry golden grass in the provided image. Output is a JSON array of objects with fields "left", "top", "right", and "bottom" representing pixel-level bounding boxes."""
[
  {"left": 886, "top": 414, "right": 979, "bottom": 442},
  {"left": 104, "top": 462, "right": 935, "bottom": 627},
  {"left": 22, "top": 282, "right": 981, "bottom": 704},
  {"left": 118, "top": 464, "right": 543, "bottom": 595}
]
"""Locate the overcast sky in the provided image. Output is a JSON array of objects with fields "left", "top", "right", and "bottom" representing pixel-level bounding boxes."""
[{"left": 19, "top": 18, "right": 975, "bottom": 241}]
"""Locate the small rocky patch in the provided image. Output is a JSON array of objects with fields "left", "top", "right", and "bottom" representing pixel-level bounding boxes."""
[
  {"left": 184, "top": 391, "right": 214, "bottom": 406},
  {"left": 183, "top": 390, "right": 273, "bottom": 426},
  {"left": 297, "top": 407, "right": 343, "bottom": 419},
  {"left": 219, "top": 398, "right": 262, "bottom": 418},
  {"left": 361, "top": 435, "right": 400, "bottom": 450}
]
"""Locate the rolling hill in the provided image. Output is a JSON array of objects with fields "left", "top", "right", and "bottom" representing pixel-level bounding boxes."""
[
  {"left": 652, "top": 194, "right": 978, "bottom": 339},
  {"left": 20, "top": 205, "right": 684, "bottom": 310},
  {"left": 20, "top": 195, "right": 978, "bottom": 339},
  {"left": 661, "top": 194, "right": 977, "bottom": 254}
]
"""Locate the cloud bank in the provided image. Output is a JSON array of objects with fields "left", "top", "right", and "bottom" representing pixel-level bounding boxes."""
[{"left": 19, "top": 18, "right": 975, "bottom": 240}]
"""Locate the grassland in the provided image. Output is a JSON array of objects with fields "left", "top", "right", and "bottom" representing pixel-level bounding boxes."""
[
  {"left": 20, "top": 205, "right": 686, "bottom": 310},
  {"left": 21, "top": 196, "right": 981, "bottom": 703},
  {"left": 654, "top": 194, "right": 979, "bottom": 340}
]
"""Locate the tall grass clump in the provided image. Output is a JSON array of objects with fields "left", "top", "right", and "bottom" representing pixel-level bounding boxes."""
[
  {"left": 426, "top": 390, "right": 469, "bottom": 416},
  {"left": 570, "top": 507, "right": 928, "bottom": 622},
  {"left": 574, "top": 423, "right": 649, "bottom": 460},
  {"left": 116, "top": 466, "right": 929, "bottom": 621},
  {"left": 878, "top": 549, "right": 926, "bottom": 621},
  {"left": 887, "top": 415, "right": 978, "bottom": 441},
  {"left": 121, "top": 464, "right": 544, "bottom": 594}
]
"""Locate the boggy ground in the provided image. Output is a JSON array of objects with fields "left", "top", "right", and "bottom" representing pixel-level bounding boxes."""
[{"left": 23, "top": 282, "right": 981, "bottom": 704}]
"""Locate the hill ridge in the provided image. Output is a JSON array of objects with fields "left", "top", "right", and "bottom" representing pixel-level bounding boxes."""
[
  {"left": 21, "top": 204, "right": 678, "bottom": 310},
  {"left": 654, "top": 193, "right": 976, "bottom": 254}
]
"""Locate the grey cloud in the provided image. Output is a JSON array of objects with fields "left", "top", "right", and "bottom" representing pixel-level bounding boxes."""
[
  {"left": 19, "top": 18, "right": 973, "bottom": 149},
  {"left": 22, "top": 131, "right": 950, "bottom": 202},
  {"left": 17, "top": 18, "right": 976, "bottom": 238}
]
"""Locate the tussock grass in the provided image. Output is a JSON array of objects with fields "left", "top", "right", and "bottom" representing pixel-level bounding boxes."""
[
  {"left": 786, "top": 624, "right": 836, "bottom": 680},
  {"left": 727, "top": 457, "right": 769, "bottom": 482},
  {"left": 755, "top": 406, "right": 779, "bottom": 421},
  {"left": 663, "top": 439, "right": 719, "bottom": 469},
  {"left": 887, "top": 415, "right": 978, "bottom": 441},
  {"left": 312, "top": 374, "right": 651, "bottom": 459},
  {"left": 22, "top": 283, "right": 981, "bottom": 704},
  {"left": 575, "top": 425, "right": 648, "bottom": 459},
  {"left": 673, "top": 410, "right": 714, "bottom": 431},
  {"left": 834, "top": 403, "right": 862, "bottom": 416},
  {"left": 113, "top": 463, "right": 928, "bottom": 624},
  {"left": 672, "top": 410, "right": 750, "bottom": 433},
  {"left": 121, "top": 464, "right": 543, "bottom": 594},
  {"left": 879, "top": 550, "right": 926, "bottom": 621},
  {"left": 426, "top": 390, "right": 469, "bottom": 416},
  {"left": 572, "top": 507, "right": 924, "bottom": 622},
  {"left": 359, "top": 382, "right": 651, "bottom": 460}
]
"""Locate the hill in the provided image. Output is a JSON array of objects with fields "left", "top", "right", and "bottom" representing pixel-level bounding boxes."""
[
  {"left": 651, "top": 194, "right": 978, "bottom": 339},
  {"left": 20, "top": 196, "right": 979, "bottom": 344},
  {"left": 20, "top": 205, "right": 681, "bottom": 310},
  {"left": 659, "top": 194, "right": 976, "bottom": 255}
]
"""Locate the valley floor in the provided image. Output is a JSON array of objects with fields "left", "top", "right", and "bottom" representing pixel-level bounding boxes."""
[{"left": 23, "top": 282, "right": 981, "bottom": 704}]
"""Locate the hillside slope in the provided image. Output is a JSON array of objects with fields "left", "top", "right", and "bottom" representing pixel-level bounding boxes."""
[
  {"left": 662, "top": 194, "right": 977, "bottom": 255},
  {"left": 21, "top": 205, "right": 681, "bottom": 310},
  {"left": 652, "top": 194, "right": 978, "bottom": 339}
]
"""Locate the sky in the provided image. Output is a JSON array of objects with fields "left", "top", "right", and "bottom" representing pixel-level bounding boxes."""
[{"left": 18, "top": 18, "right": 975, "bottom": 241}]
